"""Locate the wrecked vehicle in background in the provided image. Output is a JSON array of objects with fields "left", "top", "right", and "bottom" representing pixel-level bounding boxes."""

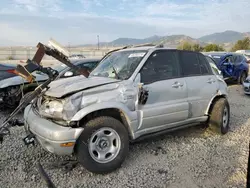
[
  {"left": 0, "top": 63, "right": 17, "bottom": 81},
  {"left": 22, "top": 45, "right": 230, "bottom": 174},
  {"left": 0, "top": 58, "right": 100, "bottom": 108},
  {"left": 203, "top": 52, "right": 249, "bottom": 84},
  {"left": 242, "top": 75, "right": 250, "bottom": 94}
]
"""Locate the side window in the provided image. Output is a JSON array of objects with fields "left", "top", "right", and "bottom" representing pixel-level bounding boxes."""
[
  {"left": 237, "top": 55, "right": 243, "bottom": 63},
  {"left": 179, "top": 51, "right": 201, "bottom": 76},
  {"left": 140, "top": 51, "right": 180, "bottom": 84},
  {"left": 198, "top": 54, "right": 211, "bottom": 74},
  {"left": 228, "top": 55, "right": 236, "bottom": 63}
]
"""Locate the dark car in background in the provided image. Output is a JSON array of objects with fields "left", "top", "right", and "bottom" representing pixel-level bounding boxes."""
[
  {"left": 203, "top": 52, "right": 249, "bottom": 84},
  {"left": 0, "top": 63, "right": 17, "bottom": 81},
  {"left": 0, "top": 58, "right": 100, "bottom": 108}
]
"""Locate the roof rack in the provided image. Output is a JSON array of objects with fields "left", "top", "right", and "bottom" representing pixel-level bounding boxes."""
[
  {"left": 101, "top": 43, "right": 164, "bottom": 61},
  {"left": 124, "top": 43, "right": 164, "bottom": 49}
]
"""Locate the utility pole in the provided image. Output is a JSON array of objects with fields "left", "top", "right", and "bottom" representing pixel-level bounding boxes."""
[{"left": 97, "top": 35, "right": 99, "bottom": 50}]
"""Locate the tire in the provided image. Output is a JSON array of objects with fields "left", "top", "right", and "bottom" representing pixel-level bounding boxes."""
[
  {"left": 75, "top": 116, "right": 129, "bottom": 174},
  {"left": 238, "top": 71, "right": 247, "bottom": 84},
  {"left": 208, "top": 98, "right": 230, "bottom": 134}
]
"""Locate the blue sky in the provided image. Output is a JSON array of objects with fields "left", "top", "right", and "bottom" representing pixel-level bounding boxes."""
[{"left": 0, "top": 0, "right": 250, "bottom": 46}]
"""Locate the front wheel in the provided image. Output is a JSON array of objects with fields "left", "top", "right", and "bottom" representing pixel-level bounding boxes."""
[{"left": 75, "top": 116, "right": 129, "bottom": 174}]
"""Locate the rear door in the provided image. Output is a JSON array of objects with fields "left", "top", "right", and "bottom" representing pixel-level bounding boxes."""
[
  {"left": 138, "top": 50, "right": 189, "bottom": 131},
  {"left": 179, "top": 51, "right": 218, "bottom": 118}
]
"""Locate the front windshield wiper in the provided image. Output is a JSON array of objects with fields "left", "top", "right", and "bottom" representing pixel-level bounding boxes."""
[{"left": 111, "top": 65, "right": 121, "bottom": 80}]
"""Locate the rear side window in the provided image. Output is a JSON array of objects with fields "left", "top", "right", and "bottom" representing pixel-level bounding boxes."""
[{"left": 179, "top": 51, "right": 201, "bottom": 76}]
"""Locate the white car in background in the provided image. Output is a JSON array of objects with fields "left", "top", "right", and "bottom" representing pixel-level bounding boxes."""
[
  {"left": 235, "top": 50, "right": 250, "bottom": 63},
  {"left": 69, "top": 54, "right": 86, "bottom": 59}
]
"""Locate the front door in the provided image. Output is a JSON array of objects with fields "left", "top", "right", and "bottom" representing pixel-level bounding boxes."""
[{"left": 137, "top": 50, "right": 189, "bottom": 131}]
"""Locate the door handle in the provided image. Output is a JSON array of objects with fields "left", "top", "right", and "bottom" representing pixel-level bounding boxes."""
[
  {"left": 172, "top": 82, "right": 183, "bottom": 88},
  {"left": 207, "top": 78, "right": 215, "bottom": 84}
]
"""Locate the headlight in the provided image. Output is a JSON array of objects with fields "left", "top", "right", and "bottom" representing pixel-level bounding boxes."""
[{"left": 39, "top": 100, "right": 64, "bottom": 119}]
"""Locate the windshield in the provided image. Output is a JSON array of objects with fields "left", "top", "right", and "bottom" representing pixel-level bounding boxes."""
[{"left": 90, "top": 50, "right": 147, "bottom": 80}]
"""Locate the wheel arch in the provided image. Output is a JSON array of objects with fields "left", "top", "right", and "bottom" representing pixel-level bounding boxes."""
[
  {"left": 205, "top": 94, "right": 228, "bottom": 116},
  {"left": 71, "top": 102, "right": 138, "bottom": 140}
]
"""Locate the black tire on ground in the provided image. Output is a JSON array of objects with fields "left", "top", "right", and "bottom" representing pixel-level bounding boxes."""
[
  {"left": 75, "top": 116, "right": 129, "bottom": 174},
  {"left": 238, "top": 71, "right": 247, "bottom": 84},
  {"left": 208, "top": 98, "right": 230, "bottom": 134}
]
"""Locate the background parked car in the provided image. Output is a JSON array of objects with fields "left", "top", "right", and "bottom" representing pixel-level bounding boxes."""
[
  {"left": 235, "top": 50, "right": 250, "bottom": 63},
  {"left": 0, "top": 63, "right": 17, "bottom": 81},
  {"left": 0, "top": 58, "right": 100, "bottom": 108},
  {"left": 69, "top": 54, "right": 86, "bottom": 59},
  {"left": 203, "top": 52, "right": 249, "bottom": 84}
]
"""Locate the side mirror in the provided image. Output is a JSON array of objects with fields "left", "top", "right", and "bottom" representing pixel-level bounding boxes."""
[
  {"left": 64, "top": 71, "right": 74, "bottom": 77},
  {"left": 134, "top": 73, "right": 141, "bottom": 84}
]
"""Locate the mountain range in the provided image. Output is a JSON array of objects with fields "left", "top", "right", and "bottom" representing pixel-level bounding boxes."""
[{"left": 80, "top": 30, "right": 250, "bottom": 50}]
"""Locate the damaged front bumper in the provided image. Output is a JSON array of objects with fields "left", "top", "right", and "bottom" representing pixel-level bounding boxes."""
[
  {"left": 243, "top": 81, "right": 250, "bottom": 95},
  {"left": 24, "top": 105, "right": 84, "bottom": 155}
]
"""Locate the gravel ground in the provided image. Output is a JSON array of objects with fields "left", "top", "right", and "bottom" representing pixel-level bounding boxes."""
[{"left": 0, "top": 84, "right": 249, "bottom": 188}]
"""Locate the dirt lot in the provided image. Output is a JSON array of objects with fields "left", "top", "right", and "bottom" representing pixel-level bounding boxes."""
[{"left": 0, "top": 84, "right": 249, "bottom": 188}]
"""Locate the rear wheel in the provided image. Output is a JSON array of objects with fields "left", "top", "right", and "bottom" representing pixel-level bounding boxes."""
[
  {"left": 75, "top": 116, "right": 129, "bottom": 174},
  {"left": 208, "top": 98, "right": 230, "bottom": 134}
]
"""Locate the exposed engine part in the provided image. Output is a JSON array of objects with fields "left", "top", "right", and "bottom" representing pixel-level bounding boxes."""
[
  {"left": 0, "top": 86, "right": 22, "bottom": 108},
  {"left": 138, "top": 86, "right": 149, "bottom": 105}
]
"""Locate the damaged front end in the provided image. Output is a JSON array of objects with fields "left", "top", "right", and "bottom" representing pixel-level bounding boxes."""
[{"left": 0, "top": 38, "right": 90, "bottom": 143}]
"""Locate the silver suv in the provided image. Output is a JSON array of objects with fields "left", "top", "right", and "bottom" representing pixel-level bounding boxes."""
[{"left": 24, "top": 46, "right": 230, "bottom": 174}]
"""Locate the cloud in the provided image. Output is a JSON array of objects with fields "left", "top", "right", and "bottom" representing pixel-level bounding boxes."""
[
  {"left": 0, "top": 0, "right": 249, "bottom": 46},
  {"left": 13, "top": 0, "right": 62, "bottom": 12}
]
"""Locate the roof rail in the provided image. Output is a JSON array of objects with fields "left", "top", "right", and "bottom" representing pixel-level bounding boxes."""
[{"left": 125, "top": 43, "right": 164, "bottom": 48}]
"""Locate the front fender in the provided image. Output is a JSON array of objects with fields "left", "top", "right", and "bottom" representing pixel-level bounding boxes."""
[{"left": 71, "top": 101, "right": 138, "bottom": 133}]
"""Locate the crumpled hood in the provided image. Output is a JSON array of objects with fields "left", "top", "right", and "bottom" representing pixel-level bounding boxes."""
[
  {"left": 0, "top": 72, "right": 48, "bottom": 89},
  {"left": 45, "top": 76, "right": 121, "bottom": 98}
]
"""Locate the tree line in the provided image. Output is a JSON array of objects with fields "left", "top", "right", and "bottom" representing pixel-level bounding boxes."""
[{"left": 177, "top": 37, "right": 250, "bottom": 52}]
